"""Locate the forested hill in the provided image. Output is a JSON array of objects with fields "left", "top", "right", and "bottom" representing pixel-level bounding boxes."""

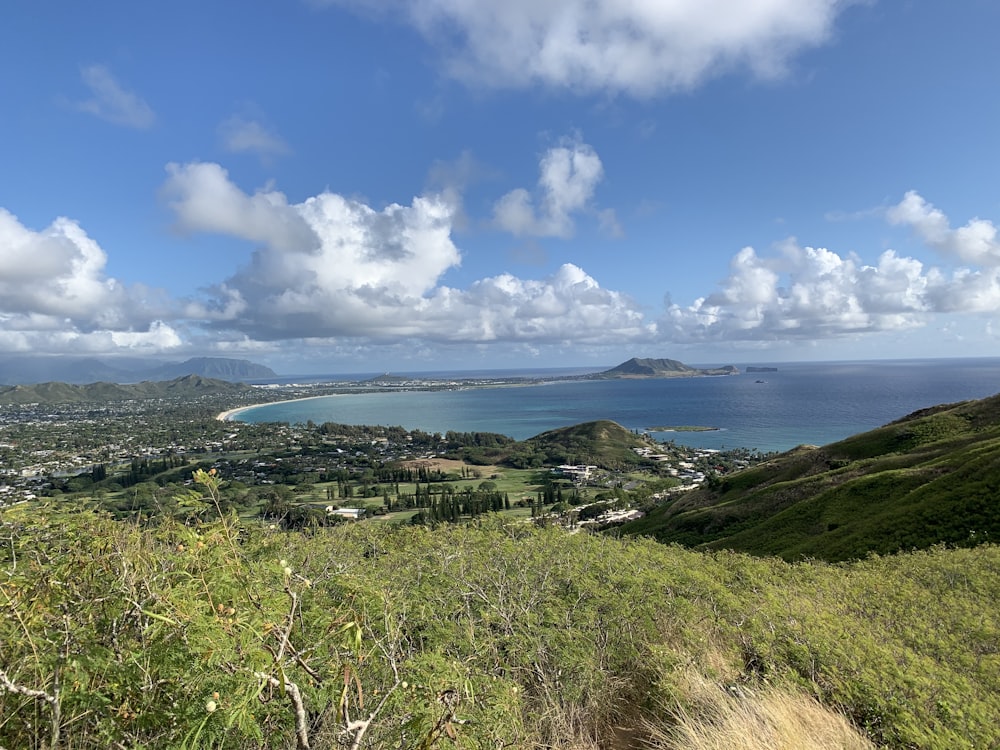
[
  {"left": 621, "top": 392, "right": 1000, "bottom": 561},
  {"left": 0, "top": 375, "right": 252, "bottom": 405},
  {"left": 518, "top": 419, "right": 650, "bottom": 467},
  {"left": 448, "top": 420, "right": 653, "bottom": 469},
  {"left": 591, "top": 357, "right": 738, "bottom": 378}
]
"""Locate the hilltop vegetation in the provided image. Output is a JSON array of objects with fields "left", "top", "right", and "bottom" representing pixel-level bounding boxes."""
[
  {"left": 508, "top": 419, "right": 651, "bottom": 468},
  {"left": 439, "top": 419, "right": 657, "bottom": 470},
  {"left": 622, "top": 394, "right": 1000, "bottom": 560}
]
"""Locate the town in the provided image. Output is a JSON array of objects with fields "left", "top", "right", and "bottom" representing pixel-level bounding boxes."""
[{"left": 0, "top": 388, "right": 768, "bottom": 527}]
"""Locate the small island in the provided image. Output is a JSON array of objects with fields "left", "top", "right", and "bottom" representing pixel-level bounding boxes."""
[
  {"left": 590, "top": 357, "right": 739, "bottom": 379},
  {"left": 646, "top": 425, "right": 720, "bottom": 433}
]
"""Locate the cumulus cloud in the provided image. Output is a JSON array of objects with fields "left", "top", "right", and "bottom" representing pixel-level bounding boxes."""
[
  {"left": 319, "top": 0, "right": 851, "bottom": 96},
  {"left": 1, "top": 209, "right": 125, "bottom": 324},
  {"left": 162, "top": 162, "right": 318, "bottom": 252},
  {"left": 164, "top": 162, "right": 649, "bottom": 345},
  {"left": 219, "top": 115, "right": 290, "bottom": 159},
  {"left": 434, "top": 264, "right": 651, "bottom": 343},
  {"left": 493, "top": 139, "right": 606, "bottom": 238},
  {"left": 660, "top": 196, "right": 1000, "bottom": 345},
  {"left": 75, "top": 64, "right": 155, "bottom": 128},
  {"left": 887, "top": 191, "right": 1000, "bottom": 267},
  {"left": 661, "top": 243, "right": 926, "bottom": 342},
  {"left": 0, "top": 323, "right": 182, "bottom": 356},
  {"left": 0, "top": 209, "right": 181, "bottom": 354}
]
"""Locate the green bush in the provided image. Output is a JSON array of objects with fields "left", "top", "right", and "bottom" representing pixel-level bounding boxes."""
[{"left": 2, "top": 478, "right": 998, "bottom": 748}]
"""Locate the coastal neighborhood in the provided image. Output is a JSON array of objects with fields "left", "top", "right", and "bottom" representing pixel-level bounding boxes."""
[{"left": 0, "top": 383, "right": 760, "bottom": 522}]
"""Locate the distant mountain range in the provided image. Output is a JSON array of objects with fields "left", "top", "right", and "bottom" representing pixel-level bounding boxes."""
[
  {"left": 0, "top": 356, "right": 277, "bottom": 385},
  {"left": 590, "top": 357, "right": 738, "bottom": 379},
  {"left": 0, "top": 374, "right": 253, "bottom": 405}
]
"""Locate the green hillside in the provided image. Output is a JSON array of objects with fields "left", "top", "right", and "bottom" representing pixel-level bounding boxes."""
[
  {"left": 511, "top": 419, "right": 651, "bottom": 468},
  {"left": 622, "top": 393, "right": 1000, "bottom": 560},
  {"left": 0, "top": 374, "right": 252, "bottom": 405}
]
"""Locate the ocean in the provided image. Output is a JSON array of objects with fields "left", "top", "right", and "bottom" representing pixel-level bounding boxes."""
[{"left": 231, "top": 358, "right": 1000, "bottom": 453}]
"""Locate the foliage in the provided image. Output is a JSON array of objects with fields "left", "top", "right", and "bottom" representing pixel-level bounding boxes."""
[{"left": 3, "top": 480, "right": 1000, "bottom": 748}]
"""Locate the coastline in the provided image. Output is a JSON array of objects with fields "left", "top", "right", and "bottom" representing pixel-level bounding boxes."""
[{"left": 216, "top": 394, "right": 336, "bottom": 422}]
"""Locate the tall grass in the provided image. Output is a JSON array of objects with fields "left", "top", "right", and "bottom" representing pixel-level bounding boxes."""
[{"left": 649, "top": 671, "right": 873, "bottom": 750}]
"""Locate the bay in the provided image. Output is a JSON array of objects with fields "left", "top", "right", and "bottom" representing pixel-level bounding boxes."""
[{"left": 231, "top": 358, "right": 1000, "bottom": 453}]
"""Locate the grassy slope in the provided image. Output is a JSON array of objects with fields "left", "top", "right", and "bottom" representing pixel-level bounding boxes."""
[{"left": 622, "top": 394, "right": 1000, "bottom": 560}]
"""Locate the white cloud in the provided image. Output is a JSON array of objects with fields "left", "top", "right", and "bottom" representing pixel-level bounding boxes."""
[
  {"left": 76, "top": 64, "right": 155, "bottom": 128},
  {"left": 0, "top": 209, "right": 178, "bottom": 354},
  {"left": 661, "top": 207, "right": 1000, "bottom": 345},
  {"left": 164, "top": 162, "right": 649, "bottom": 345},
  {"left": 110, "top": 321, "right": 184, "bottom": 350},
  {"left": 320, "top": 0, "right": 852, "bottom": 97},
  {"left": 0, "top": 323, "right": 182, "bottom": 356},
  {"left": 493, "top": 139, "right": 606, "bottom": 237},
  {"left": 219, "top": 115, "right": 290, "bottom": 159},
  {"left": 175, "top": 184, "right": 998, "bottom": 351},
  {"left": 18, "top": 174, "right": 1000, "bottom": 362},
  {"left": 439, "top": 264, "right": 651, "bottom": 343},
  {"left": 887, "top": 191, "right": 1000, "bottom": 267},
  {"left": 162, "top": 162, "right": 318, "bottom": 252},
  {"left": 0, "top": 208, "right": 122, "bottom": 323},
  {"left": 661, "top": 242, "right": 929, "bottom": 342}
]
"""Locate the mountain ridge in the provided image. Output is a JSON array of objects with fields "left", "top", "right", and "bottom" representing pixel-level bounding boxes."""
[
  {"left": 0, "top": 356, "right": 276, "bottom": 385},
  {"left": 0, "top": 374, "right": 253, "bottom": 405}
]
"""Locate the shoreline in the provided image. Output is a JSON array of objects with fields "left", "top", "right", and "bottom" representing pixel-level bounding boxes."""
[
  {"left": 216, "top": 394, "right": 337, "bottom": 422},
  {"left": 215, "top": 378, "right": 555, "bottom": 422}
]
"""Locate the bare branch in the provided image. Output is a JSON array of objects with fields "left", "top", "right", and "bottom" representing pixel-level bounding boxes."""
[
  {"left": 254, "top": 671, "right": 310, "bottom": 750},
  {"left": 0, "top": 667, "right": 60, "bottom": 748}
]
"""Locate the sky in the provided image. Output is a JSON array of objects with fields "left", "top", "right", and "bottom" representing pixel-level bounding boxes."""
[{"left": 2, "top": 0, "right": 1000, "bottom": 374}]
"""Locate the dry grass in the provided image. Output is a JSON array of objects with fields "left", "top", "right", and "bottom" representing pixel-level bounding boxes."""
[{"left": 647, "top": 672, "right": 873, "bottom": 750}]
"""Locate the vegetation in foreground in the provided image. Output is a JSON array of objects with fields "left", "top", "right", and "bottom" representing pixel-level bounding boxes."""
[{"left": 2, "top": 472, "right": 998, "bottom": 749}]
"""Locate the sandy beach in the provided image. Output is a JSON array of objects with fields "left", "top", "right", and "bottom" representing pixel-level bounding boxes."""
[{"left": 216, "top": 394, "right": 336, "bottom": 422}]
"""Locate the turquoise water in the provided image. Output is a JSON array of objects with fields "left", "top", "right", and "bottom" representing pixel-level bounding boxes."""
[{"left": 232, "top": 359, "right": 1000, "bottom": 453}]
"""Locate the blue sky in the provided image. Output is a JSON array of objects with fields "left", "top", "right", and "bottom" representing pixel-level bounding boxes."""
[{"left": 2, "top": 1, "right": 1000, "bottom": 374}]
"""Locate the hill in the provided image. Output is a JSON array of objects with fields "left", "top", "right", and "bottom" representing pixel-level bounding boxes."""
[
  {"left": 0, "top": 374, "right": 252, "bottom": 405},
  {"left": 592, "top": 357, "right": 738, "bottom": 378},
  {"left": 0, "top": 355, "right": 276, "bottom": 384},
  {"left": 621, "top": 393, "right": 1000, "bottom": 560},
  {"left": 510, "top": 419, "right": 651, "bottom": 468}
]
